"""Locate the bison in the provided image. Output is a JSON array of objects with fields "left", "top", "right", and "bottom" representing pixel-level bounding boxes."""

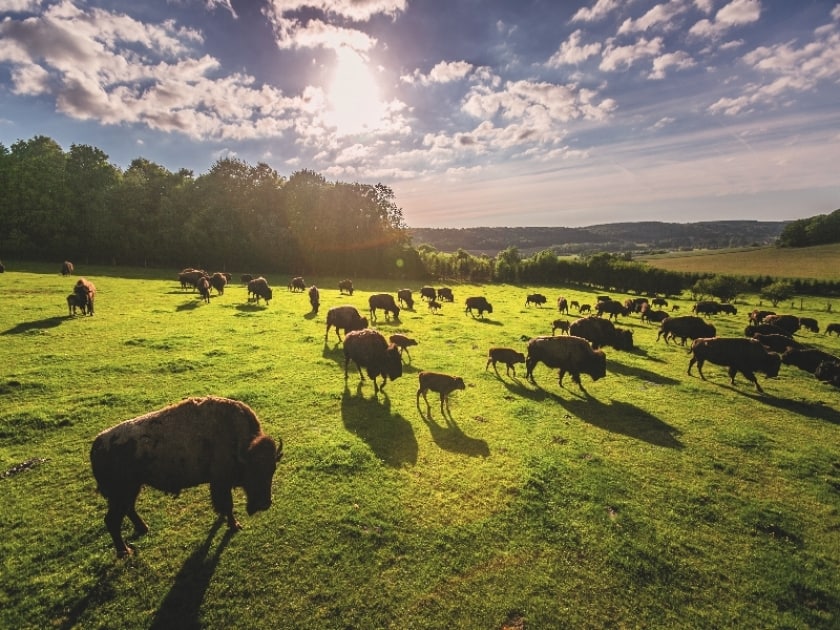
[
  {"left": 397, "top": 289, "right": 414, "bottom": 310},
  {"left": 247, "top": 277, "right": 272, "bottom": 305},
  {"left": 525, "top": 335, "right": 607, "bottom": 392},
  {"left": 688, "top": 337, "right": 781, "bottom": 394},
  {"left": 526, "top": 293, "right": 547, "bottom": 307},
  {"left": 641, "top": 309, "right": 669, "bottom": 324},
  {"left": 744, "top": 323, "right": 791, "bottom": 338},
  {"left": 762, "top": 314, "right": 800, "bottom": 336},
  {"left": 693, "top": 301, "right": 721, "bottom": 316},
  {"left": 552, "top": 319, "right": 570, "bottom": 335},
  {"left": 428, "top": 299, "right": 442, "bottom": 313},
  {"left": 197, "top": 276, "right": 211, "bottom": 303},
  {"left": 557, "top": 297, "right": 569, "bottom": 314},
  {"left": 343, "top": 329, "right": 403, "bottom": 394},
  {"left": 179, "top": 268, "right": 206, "bottom": 291},
  {"left": 240, "top": 273, "right": 254, "bottom": 285},
  {"left": 751, "top": 333, "right": 803, "bottom": 354},
  {"left": 825, "top": 323, "right": 840, "bottom": 337},
  {"left": 288, "top": 276, "right": 306, "bottom": 292},
  {"left": 74, "top": 278, "right": 96, "bottom": 316},
  {"left": 420, "top": 286, "right": 437, "bottom": 301},
  {"left": 799, "top": 317, "right": 819, "bottom": 333},
  {"left": 718, "top": 303, "right": 737, "bottom": 315},
  {"left": 338, "top": 279, "right": 354, "bottom": 295},
  {"left": 308, "top": 285, "right": 320, "bottom": 314},
  {"left": 369, "top": 293, "right": 400, "bottom": 322},
  {"left": 90, "top": 396, "right": 282, "bottom": 558},
  {"left": 325, "top": 305, "right": 368, "bottom": 342},
  {"left": 569, "top": 316, "right": 633, "bottom": 351},
  {"left": 61, "top": 260, "right": 74, "bottom": 276},
  {"left": 652, "top": 297, "right": 668, "bottom": 308},
  {"left": 417, "top": 371, "right": 466, "bottom": 414},
  {"left": 814, "top": 360, "right": 840, "bottom": 386},
  {"left": 595, "top": 300, "right": 629, "bottom": 320},
  {"left": 209, "top": 272, "right": 227, "bottom": 295},
  {"left": 486, "top": 347, "right": 526, "bottom": 377},
  {"left": 389, "top": 333, "right": 418, "bottom": 361},
  {"left": 437, "top": 287, "right": 454, "bottom": 302},
  {"left": 465, "top": 296, "right": 493, "bottom": 318},
  {"left": 657, "top": 316, "right": 716, "bottom": 346},
  {"left": 781, "top": 347, "right": 840, "bottom": 375},
  {"left": 67, "top": 292, "right": 87, "bottom": 316}
]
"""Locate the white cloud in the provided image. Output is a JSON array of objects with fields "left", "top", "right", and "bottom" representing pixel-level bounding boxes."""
[
  {"left": 689, "top": 0, "right": 761, "bottom": 39},
  {"left": 546, "top": 29, "right": 602, "bottom": 66},
  {"left": 599, "top": 37, "right": 664, "bottom": 71},
  {"left": 571, "top": 0, "right": 622, "bottom": 23},
  {"left": 401, "top": 60, "right": 473, "bottom": 85},
  {"left": 617, "top": 0, "right": 688, "bottom": 35},
  {"left": 265, "top": 0, "right": 406, "bottom": 22},
  {"left": 649, "top": 50, "right": 696, "bottom": 79},
  {"left": 0, "top": 0, "right": 40, "bottom": 11}
]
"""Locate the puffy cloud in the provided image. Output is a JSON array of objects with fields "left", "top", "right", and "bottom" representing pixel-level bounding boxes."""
[
  {"left": 599, "top": 37, "right": 664, "bottom": 72},
  {"left": 649, "top": 50, "right": 696, "bottom": 79},
  {"left": 401, "top": 60, "right": 473, "bottom": 85},
  {"left": 265, "top": 0, "right": 406, "bottom": 22},
  {"left": 546, "top": 30, "right": 602, "bottom": 66},
  {"left": 617, "top": 0, "right": 689, "bottom": 35},
  {"left": 571, "top": 0, "right": 622, "bottom": 23},
  {"left": 689, "top": 0, "right": 761, "bottom": 39}
]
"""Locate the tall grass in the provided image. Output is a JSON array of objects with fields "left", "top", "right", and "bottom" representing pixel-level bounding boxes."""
[{"left": 1, "top": 262, "right": 838, "bottom": 629}]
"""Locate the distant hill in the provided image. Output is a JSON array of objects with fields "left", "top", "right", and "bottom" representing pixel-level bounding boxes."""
[{"left": 408, "top": 221, "right": 788, "bottom": 256}]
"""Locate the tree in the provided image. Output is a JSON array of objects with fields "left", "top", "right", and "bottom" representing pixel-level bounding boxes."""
[
  {"left": 760, "top": 280, "right": 795, "bottom": 307},
  {"left": 692, "top": 274, "right": 747, "bottom": 302}
]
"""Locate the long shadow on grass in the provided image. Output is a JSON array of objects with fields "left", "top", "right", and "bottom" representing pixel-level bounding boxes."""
[
  {"left": 607, "top": 359, "right": 681, "bottom": 385},
  {"left": 709, "top": 381, "right": 840, "bottom": 425},
  {"left": 341, "top": 385, "right": 418, "bottom": 467},
  {"left": 149, "top": 517, "right": 232, "bottom": 630},
  {"left": 417, "top": 400, "right": 490, "bottom": 458},
  {"left": 1, "top": 316, "right": 66, "bottom": 335},
  {"left": 175, "top": 300, "right": 202, "bottom": 311},
  {"left": 58, "top": 562, "right": 122, "bottom": 629}
]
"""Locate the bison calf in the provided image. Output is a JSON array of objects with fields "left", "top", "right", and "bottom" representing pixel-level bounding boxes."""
[
  {"left": 486, "top": 347, "right": 526, "bottom": 377},
  {"left": 90, "top": 396, "right": 282, "bottom": 558},
  {"left": 417, "top": 371, "right": 466, "bottom": 414},
  {"left": 389, "top": 333, "right": 418, "bottom": 361}
]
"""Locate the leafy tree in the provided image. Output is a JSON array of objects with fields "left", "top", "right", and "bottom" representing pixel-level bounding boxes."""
[
  {"left": 760, "top": 280, "right": 795, "bottom": 307},
  {"left": 692, "top": 274, "right": 747, "bottom": 302}
]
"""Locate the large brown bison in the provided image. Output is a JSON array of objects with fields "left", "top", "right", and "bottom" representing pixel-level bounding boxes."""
[
  {"left": 325, "top": 305, "right": 368, "bottom": 342},
  {"left": 369, "top": 293, "right": 400, "bottom": 322},
  {"left": 763, "top": 314, "right": 801, "bottom": 336},
  {"left": 595, "top": 299, "right": 629, "bottom": 320},
  {"left": 209, "top": 272, "right": 227, "bottom": 295},
  {"left": 288, "top": 276, "right": 306, "bottom": 292},
  {"left": 179, "top": 268, "right": 207, "bottom": 291},
  {"left": 657, "top": 316, "right": 716, "bottom": 345},
  {"left": 437, "top": 287, "right": 454, "bottom": 302},
  {"left": 525, "top": 335, "right": 607, "bottom": 392},
  {"left": 308, "top": 285, "right": 320, "bottom": 314},
  {"left": 343, "top": 329, "right": 403, "bottom": 393},
  {"left": 338, "top": 279, "right": 354, "bottom": 295},
  {"left": 526, "top": 293, "right": 547, "bottom": 307},
  {"left": 90, "top": 396, "right": 282, "bottom": 558},
  {"left": 688, "top": 337, "right": 781, "bottom": 394},
  {"left": 61, "top": 260, "right": 74, "bottom": 275},
  {"left": 74, "top": 278, "right": 96, "bottom": 316},
  {"left": 569, "top": 316, "right": 633, "bottom": 351},
  {"left": 397, "top": 289, "right": 414, "bottom": 310},
  {"left": 247, "top": 277, "right": 273, "bottom": 304},
  {"left": 197, "top": 276, "right": 211, "bottom": 303},
  {"left": 781, "top": 347, "right": 840, "bottom": 375},
  {"left": 465, "top": 296, "right": 493, "bottom": 318}
]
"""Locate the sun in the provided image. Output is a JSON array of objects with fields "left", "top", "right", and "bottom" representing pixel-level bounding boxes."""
[{"left": 326, "top": 48, "right": 386, "bottom": 135}]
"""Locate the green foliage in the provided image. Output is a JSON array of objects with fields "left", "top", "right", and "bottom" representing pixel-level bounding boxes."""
[
  {"left": 691, "top": 274, "right": 748, "bottom": 302},
  {"left": 1, "top": 265, "right": 838, "bottom": 628},
  {"left": 761, "top": 280, "right": 796, "bottom": 307},
  {"left": 779, "top": 209, "right": 840, "bottom": 247}
]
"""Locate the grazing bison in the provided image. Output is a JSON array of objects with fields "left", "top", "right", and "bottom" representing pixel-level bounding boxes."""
[
  {"left": 67, "top": 292, "right": 87, "bottom": 316},
  {"left": 420, "top": 286, "right": 437, "bottom": 301},
  {"left": 781, "top": 347, "right": 840, "bottom": 375},
  {"left": 288, "top": 276, "right": 306, "bottom": 292},
  {"left": 417, "top": 371, "right": 466, "bottom": 414},
  {"left": 718, "top": 303, "right": 737, "bottom": 315},
  {"left": 308, "top": 285, "right": 320, "bottom": 314},
  {"left": 657, "top": 316, "right": 716, "bottom": 345},
  {"left": 465, "top": 296, "right": 493, "bottom": 318},
  {"left": 641, "top": 309, "right": 669, "bottom": 324},
  {"left": 751, "top": 333, "right": 803, "bottom": 354},
  {"left": 749, "top": 309, "right": 776, "bottom": 325},
  {"left": 389, "top": 333, "right": 418, "bottom": 360},
  {"left": 179, "top": 268, "right": 207, "bottom": 291},
  {"left": 74, "top": 278, "right": 96, "bottom": 316},
  {"left": 624, "top": 297, "right": 648, "bottom": 313},
  {"left": 90, "top": 396, "right": 282, "bottom": 558},
  {"left": 693, "top": 301, "right": 721, "bottom": 316},
  {"left": 397, "top": 289, "right": 414, "bottom": 310},
  {"left": 338, "top": 279, "right": 354, "bottom": 295},
  {"left": 825, "top": 323, "right": 840, "bottom": 336},
  {"left": 369, "top": 293, "right": 400, "bottom": 322},
  {"left": 525, "top": 335, "right": 607, "bottom": 391},
  {"left": 557, "top": 297, "right": 569, "bottom": 314},
  {"left": 570, "top": 316, "right": 634, "bottom": 351},
  {"left": 209, "top": 272, "right": 227, "bottom": 295},
  {"left": 814, "top": 360, "right": 840, "bottom": 386},
  {"left": 552, "top": 319, "right": 570, "bottom": 335},
  {"left": 240, "top": 273, "right": 254, "bottom": 285},
  {"left": 61, "top": 260, "right": 74, "bottom": 276},
  {"left": 437, "top": 287, "right": 454, "bottom": 302},
  {"left": 325, "top": 305, "right": 368, "bottom": 342},
  {"left": 688, "top": 337, "right": 781, "bottom": 394},
  {"left": 428, "top": 299, "right": 442, "bottom": 313},
  {"left": 763, "top": 314, "right": 800, "bottom": 336},
  {"left": 570, "top": 300, "right": 580, "bottom": 311},
  {"left": 595, "top": 300, "right": 629, "bottom": 320},
  {"left": 486, "top": 347, "right": 526, "bottom": 377},
  {"left": 799, "top": 317, "right": 819, "bottom": 333},
  {"left": 197, "top": 276, "right": 211, "bottom": 303},
  {"left": 247, "top": 277, "right": 272, "bottom": 304},
  {"left": 526, "top": 293, "right": 547, "bottom": 307},
  {"left": 343, "top": 329, "right": 403, "bottom": 393},
  {"left": 745, "top": 323, "right": 790, "bottom": 338},
  {"left": 652, "top": 297, "right": 668, "bottom": 308},
  {"left": 578, "top": 303, "right": 591, "bottom": 314}
]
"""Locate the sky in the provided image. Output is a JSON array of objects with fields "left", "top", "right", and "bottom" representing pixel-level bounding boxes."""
[{"left": 0, "top": 0, "right": 839, "bottom": 228}]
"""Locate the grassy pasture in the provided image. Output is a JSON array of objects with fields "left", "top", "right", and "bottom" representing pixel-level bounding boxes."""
[
  {"left": 1, "top": 262, "right": 839, "bottom": 629},
  {"left": 638, "top": 242, "right": 840, "bottom": 281}
]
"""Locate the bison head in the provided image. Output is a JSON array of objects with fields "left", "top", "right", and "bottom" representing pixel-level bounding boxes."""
[
  {"left": 615, "top": 328, "right": 634, "bottom": 351},
  {"left": 384, "top": 345, "right": 403, "bottom": 381},
  {"left": 241, "top": 435, "right": 282, "bottom": 515},
  {"left": 586, "top": 350, "right": 607, "bottom": 381}
]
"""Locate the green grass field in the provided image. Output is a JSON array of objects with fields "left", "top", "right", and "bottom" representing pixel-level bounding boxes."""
[
  {"left": 638, "top": 242, "right": 840, "bottom": 281},
  {"left": 1, "top": 262, "right": 838, "bottom": 629}
]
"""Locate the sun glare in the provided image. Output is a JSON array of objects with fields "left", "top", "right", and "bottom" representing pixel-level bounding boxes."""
[{"left": 326, "top": 48, "right": 386, "bottom": 136}]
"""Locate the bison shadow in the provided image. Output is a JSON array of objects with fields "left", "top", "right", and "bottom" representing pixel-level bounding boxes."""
[
  {"left": 709, "top": 381, "right": 840, "bottom": 424},
  {"left": 234, "top": 303, "right": 270, "bottom": 312},
  {"left": 416, "top": 401, "right": 490, "bottom": 458},
  {"left": 2, "top": 316, "right": 66, "bottom": 335},
  {"left": 341, "top": 385, "right": 418, "bottom": 467},
  {"left": 149, "top": 517, "right": 233, "bottom": 630},
  {"left": 606, "top": 360, "right": 681, "bottom": 385},
  {"left": 563, "top": 398, "right": 683, "bottom": 449},
  {"left": 468, "top": 317, "right": 503, "bottom": 326},
  {"left": 501, "top": 376, "right": 587, "bottom": 403},
  {"left": 303, "top": 311, "right": 319, "bottom": 320},
  {"left": 175, "top": 300, "right": 202, "bottom": 311},
  {"left": 322, "top": 343, "right": 346, "bottom": 366}
]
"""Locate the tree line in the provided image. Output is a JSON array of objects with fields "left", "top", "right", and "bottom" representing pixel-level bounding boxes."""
[
  {"left": 3, "top": 135, "right": 839, "bottom": 300},
  {"left": 778, "top": 208, "right": 840, "bottom": 247}
]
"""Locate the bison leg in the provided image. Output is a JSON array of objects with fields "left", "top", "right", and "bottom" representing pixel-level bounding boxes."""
[
  {"left": 210, "top": 483, "right": 241, "bottom": 531},
  {"left": 737, "top": 368, "right": 764, "bottom": 393},
  {"left": 439, "top": 393, "right": 447, "bottom": 415},
  {"left": 688, "top": 357, "right": 705, "bottom": 379},
  {"left": 104, "top": 485, "right": 143, "bottom": 557},
  {"left": 507, "top": 363, "right": 515, "bottom": 377}
]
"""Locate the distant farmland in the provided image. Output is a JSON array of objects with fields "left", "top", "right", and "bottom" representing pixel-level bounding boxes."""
[{"left": 639, "top": 243, "right": 840, "bottom": 281}]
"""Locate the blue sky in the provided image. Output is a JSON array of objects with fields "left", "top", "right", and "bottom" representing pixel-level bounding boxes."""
[{"left": 1, "top": 0, "right": 838, "bottom": 228}]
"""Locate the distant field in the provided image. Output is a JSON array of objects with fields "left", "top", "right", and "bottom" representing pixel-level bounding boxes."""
[{"left": 639, "top": 243, "right": 840, "bottom": 281}]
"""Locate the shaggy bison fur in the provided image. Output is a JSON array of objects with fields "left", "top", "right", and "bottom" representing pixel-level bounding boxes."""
[
  {"left": 338, "top": 279, "right": 354, "bottom": 295},
  {"left": 465, "top": 296, "right": 493, "bottom": 318},
  {"left": 525, "top": 335, "right": 607, "bottom": 392},
  {"left": 369, "top": 293, "right": 400, "bottom": 322},
  {"left": 325, "top": 305, "right": 369, "bottom": 342},
  {"left": 74, "top": 278, "right": 96, "bottom": 316},
  {"left": 90, "top": 396, "right": 282, "bottom": 557},
  {"left": 397, "top": 289, "right": 414, "bottom": 310},
  {"left": 569, "top": 316, "right": 633, "bottom": 351},
  {"left": 657, "top": 316, "right": 716, "bottom": 345},
  {"left": 343, "top": 329, "right": 403, "bottom": 393},
  {"left": 247, "top": 277, "right": 273, "bottom": 305},
  {"left": 688, "top": 337, "right": 781, "bottom": 394}
]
